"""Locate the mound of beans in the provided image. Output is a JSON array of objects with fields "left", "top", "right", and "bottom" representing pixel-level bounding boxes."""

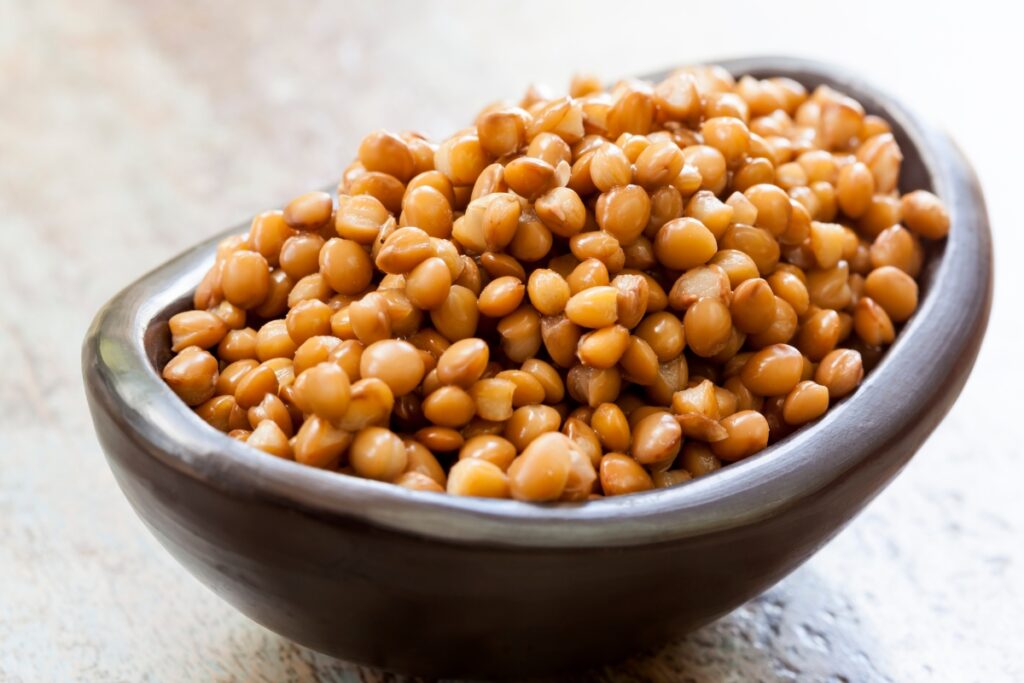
[{"left": 162, "top": 65, "right": 949, "bottom": 502}]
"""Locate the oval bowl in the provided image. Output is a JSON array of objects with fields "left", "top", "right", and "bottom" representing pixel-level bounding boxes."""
[{"left": 83, "top": 57, "right": 991, "bottom": 679}]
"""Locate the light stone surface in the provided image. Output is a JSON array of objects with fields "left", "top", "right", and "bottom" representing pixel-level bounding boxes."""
[{"left": 1, "top": 1, "right": 1022, "bottom": 681}]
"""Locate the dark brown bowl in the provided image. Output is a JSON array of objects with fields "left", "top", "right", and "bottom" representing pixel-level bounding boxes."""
[{"left": 82, "top": 57, "right": 992, "bottom": 679}]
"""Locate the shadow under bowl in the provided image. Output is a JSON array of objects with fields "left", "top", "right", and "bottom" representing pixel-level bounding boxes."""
[{"left": 82, "top": 56, "right": 992, "bottom": 679}]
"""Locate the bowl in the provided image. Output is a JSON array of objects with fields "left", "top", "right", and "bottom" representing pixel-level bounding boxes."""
[{"left": 82, "top": 56, "right": 992, "bottom": 679}]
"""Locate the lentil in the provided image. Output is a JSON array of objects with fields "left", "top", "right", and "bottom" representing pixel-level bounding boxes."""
[
  {"left": 248, "top": 420, "right": 293, "bottom": 459},
  {"left": 169, "top": 310, "right": 227, "bottom": 352},
  {"left": 163, "top": 347, "right": 219, "bottom": 406},
  {"left": 630, "top": 411, "right": 682, "bottom": 465},
  {"left": 599, "top": 453, "right": 654, "bottom": 496},
  {"left": 350, "top": 427, "right": 408, "bottom": 481},
  {"left": 284, "top": 191, "right": 333, "bottom": 232},
  {"left": 507, "top": 433, "right": 574, "bottom": 501},
  {"left": 459, "top": 434, "right": 517, "bottom": 471},
  {"left": 864, "top": 265, "right": 918, "bottom": 322},
  {"left": 684, "top": 298, "right": 732, "bottom": 357},
  {"left": 292, "top": 416, "right": 352, "bottom": 469},
  {"left": 901, "top": 190, "right": 950, "bottom": 239},
  {"left": 782, "top": 381, "right": 830, "bottom": 425},
  {"left": 360, "top": 339, "right": 426, "bottom": 396},
  {"left": 447, "top": 458, "right": 510, "bottom": 498}
]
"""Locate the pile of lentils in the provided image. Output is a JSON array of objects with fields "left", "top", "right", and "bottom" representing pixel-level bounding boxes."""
[{"left": 162, "top": 65, "right": 950, "bottom": 501}]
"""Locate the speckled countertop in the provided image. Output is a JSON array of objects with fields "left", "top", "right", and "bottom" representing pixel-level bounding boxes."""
[{"left": 1, "top": 2, "right": 1021, "bottom": 681}]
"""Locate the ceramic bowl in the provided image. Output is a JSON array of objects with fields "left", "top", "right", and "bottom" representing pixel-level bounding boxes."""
[{"left": 83, "top": 57, "right": 992, "bottom": 679}]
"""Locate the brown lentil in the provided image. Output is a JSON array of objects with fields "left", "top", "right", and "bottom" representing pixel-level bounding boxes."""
[
  {"left": 293, "top": 416, "right": 352, "bottom": 469},
  {"left": 633, "top": 311, "right": 684, "bottom": 362},
  {"left": 278, "top": 233, "right": 325, "bottom": 281},
  {"left": 684, "top": 298, "right": 732, "bottom": 357},
  {"left": 815, "top": 348, "right": 864, "bottom": 399},
  {"left": 286, "top": 273, "right": 330, "bottom": 309},
  {"left": 654, "top": 218, "right": 718, "bottom": 271},
  {"left": 796, "top": 308, "right": 841, "bottom": 361},
  {"left": 338, "top": 378, "right": 394, "bottom": 431},
  {"left": 591, "top": 402, "right": 631, "bottom": 452},
  {"left": 653, "top": 469, "right": 693, "bottom": 488},
  {"left": 404, "top": 257, "right": 452, "bottom": 311},
  {"left": 296, "top": 362, "right": 351, "bottom": 422},
  {"left": 537, "top": 314, "right": 580, "bottom": 368},
  {"left": 864, "top": 265, "right": 918, "bottom": 322},
  {"left": 712, "top": 410, "right": 770, "bottom": 461},
  {"left": 221, "top": 250, "right": 271, "bottom": 309},
  {"left": 710, "top": 249, "right": 760, "bottom": 287},
  {"left": 782, "top": 381, "right": 830, "bottom": 425},
  {"left": 767, "top": 269, "right": 810, "bottom": 316},
  {"left": 358, "top": 131, "right": 415, "bottom": 183},
  {"left": 431, "top": 285, "right": 480, "bottom": 341},
  {"left": 337, "top": 194, "right": 391, "bottom": 244},
  {"left": 216, "top": 359, "right": 259, "bottom": 396},
  {"left": 599, "top": 453, "right": 654, "bottom": 496},
  {"left": 163, "top": 347, "right": 219, "bottom": 407},
  {"left": 196, "top": 394, "right": 247, "bottom": 433},
  {"left": 853, "top": 297, "right": 896, "bottom": 347},
  {"left": 459, "top": 434, "right": 518, "bottom": 471},
  {"left": 413, "top": 426, "right": 463, "bottom": 455},
  {"left": 619, "top": 335, "right": 660, "bottom": 385},
  {"left": 577, "top": 324, "right": 630, "bottom": 369},
  {"left": 233, "top": 361, "right": 278, "bottom": 409},
  {"left": 504, "top": 404, "right": 562, "bottom": 451},
  {"left": 566, "top": 256, "right": 611, "bottom": 293},
  {"left": 284, "top": 191, "right": 333, "bottom": 232},
  {"left": 497, "top": 307, "right": 543, "bottom": 362},
  {"left": 740, "top": 344, "right": 804, "bottom": 396},
  {"left": 721, "top": 224, "right": 781, "bottom": 275},
  {"left": 673, "top": 378, "right": 720, "bottom": 418},
  {"left": 169, "top": 310, "right": 227, "bottom": 352},
  {"left": 359, "top": 339, "right": 426, "bottom": 396},
  {"left": 681, "top": 442, "right": 722, "bottom": 477},
  {"left": 870, "top": 225, "right": 923, "bottom": 277},
  {"left": 565, "top": 285, "right": 619, "bottom": 328},
  {"left": 470, "top": 378, "right": 517, "bottom": 422},
  {"left": 437, "top": 338, "right": 489, "bottom": 387},
  {"left": 285, "top": 299, "right": 332, "bottom": 345},
  {"left": 595, "top": 185, "right": 652, "bottom": 246},
  {"left": 247, "top": 393, "right": 293, "bottom": 436},
  {"left": 562, "top": 416, "right": 602, "bottom": 463},
  {"left": 630, "top": 411, "right": 682, "bottom": 465},
  {"left": 507, "top": 432, "right": 575, "bottom": 501},
  {"left": 901, "top": 190, "right": 950, "bottom": 239},
  {"left": 446, "top": 458, "right": 510, "bottom": 498},
  {"left": 350, "top": 427, "right": 407, "bottom": 481},
  {"left": 404, "top": 439, "right": 448, "bottom": 485},
  {"left": 729, "top": 278, "right": 776, "bottom": 334},
  {"left": 395, "top": 471, "right": 445, "bottom": 493},
  {"left": 247, "top": 420, "right": 293, "bottom": 459},
  {"left": 835, "top": 161, "right": 875, "bottom": 219},
  {"left": 527, "top": 269, "right": 571, "bottom": 316}
]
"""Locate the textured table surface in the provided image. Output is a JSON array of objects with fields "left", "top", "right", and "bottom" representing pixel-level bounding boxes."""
[{"left": 2, "top": 2, "right": 1022, "bottom": 681}]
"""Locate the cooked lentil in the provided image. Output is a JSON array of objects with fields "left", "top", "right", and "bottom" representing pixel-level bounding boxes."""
[{"left": 164, "top": 65, "right": 949, "bottom": 500}]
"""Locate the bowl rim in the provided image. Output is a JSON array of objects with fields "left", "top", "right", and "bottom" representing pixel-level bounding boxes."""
[{"left": 83, "top": 56, "right": 992, "bottom": 548}]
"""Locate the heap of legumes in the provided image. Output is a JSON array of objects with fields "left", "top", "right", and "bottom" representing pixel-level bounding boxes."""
[{"left": 162, "top": 65, "right": 949, "bottom": 501}]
